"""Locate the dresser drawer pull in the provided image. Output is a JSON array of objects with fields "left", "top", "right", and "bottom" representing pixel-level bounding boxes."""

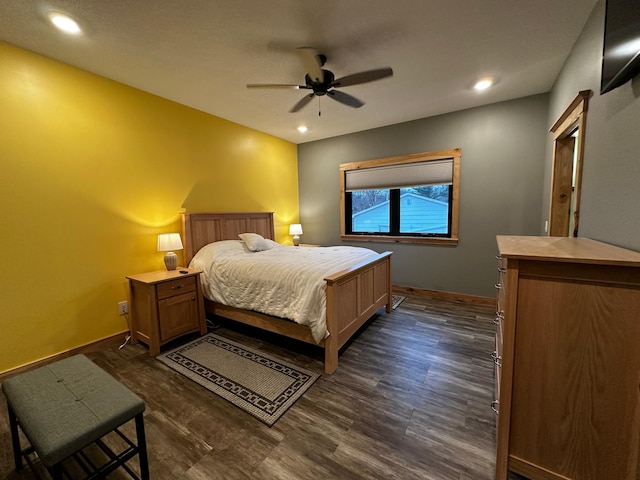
[
  {"left": 491, "top": 400, "right": 499, "bottom": 415},
  {"left": 497, "top": 267, "right": 506, "bottom": 273},
  {"left": 171, "top": 284, "right": 185, "bottom": 290},
  {"left": 494, "top": 283, "right": 502, "bottom": 290},
  {"left": 491, "top": 351, "right": 502, "bottom": 366},
  {"left": 495, "top": 255, "right": 502, "bottom": 260},
  {"left": 494, "top": 311, "right": 504, "bottom": 324}
]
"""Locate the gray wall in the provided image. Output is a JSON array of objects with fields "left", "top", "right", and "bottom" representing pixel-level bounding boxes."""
[
  {"left": 545, "top": 0, "right": 640, "bottom": 251},
  {"left": 298, "top": 94, "right": 549, "bottom": 297}
]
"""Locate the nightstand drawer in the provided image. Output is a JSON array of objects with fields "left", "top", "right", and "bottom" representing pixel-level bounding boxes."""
[{"left": 157, "top": 276, "right": 196, "bottom": 300}]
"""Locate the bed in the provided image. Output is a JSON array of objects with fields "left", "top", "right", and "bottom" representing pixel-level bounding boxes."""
[{"left": 181, "top": 212, "right": 392, "bottom": 374}]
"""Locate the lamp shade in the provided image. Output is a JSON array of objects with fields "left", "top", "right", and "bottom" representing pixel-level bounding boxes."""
[
  {"left": 157, "top": 233, "right": 183, "bottom": 252},
  {"left": 289, "top": 224, "right": 303, "bottom": 235}
]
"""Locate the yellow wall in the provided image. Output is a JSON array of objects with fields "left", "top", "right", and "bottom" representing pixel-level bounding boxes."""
[{"left": 0, "top": 42, "right": 299, "bottom": 373}]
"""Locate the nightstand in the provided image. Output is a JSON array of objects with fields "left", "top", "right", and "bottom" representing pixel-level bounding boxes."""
[{"left": 126, "top": 268, "right": 206, "bottom": 355}]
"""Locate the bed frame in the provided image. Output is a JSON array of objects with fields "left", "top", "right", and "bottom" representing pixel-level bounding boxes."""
[{"left": 181, "top": 212, "right": 392, "bottom": 374}]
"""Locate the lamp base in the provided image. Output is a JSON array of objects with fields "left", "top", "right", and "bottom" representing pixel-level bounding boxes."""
[
  {"left": 164, "top": 251, "right": 178, "bottom": 270},
  {"left": 292, "top": 235, "right": 300, "bottom": 246}
]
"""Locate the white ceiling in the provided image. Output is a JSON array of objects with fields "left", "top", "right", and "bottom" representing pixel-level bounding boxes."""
[{"left": 0, "top": 0, "right": 598, "bottom": 144}]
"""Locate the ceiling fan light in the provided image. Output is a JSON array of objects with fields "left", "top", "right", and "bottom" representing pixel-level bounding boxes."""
[{"left": 297, "top": 126, "right": 308, "bottom": 133}]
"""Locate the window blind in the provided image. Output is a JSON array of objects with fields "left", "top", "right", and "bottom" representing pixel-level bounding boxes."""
[{"left": 345, "top": 159, "right": 453, "bottom": 191}]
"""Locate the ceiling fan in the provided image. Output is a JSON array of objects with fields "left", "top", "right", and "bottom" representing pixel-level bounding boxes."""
[{"left": 247, "top": 47, "right": 393, "bottom": 113}]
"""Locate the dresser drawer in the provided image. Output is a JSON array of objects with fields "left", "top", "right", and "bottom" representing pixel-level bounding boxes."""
[
  {"left": 492, "top": 255, "right": 505, "bottom": 419},
  {"left": 157, "top": 276, "right": 196, "bottom": 300},
  {"left": 495, "top": 256, "right": 506, "bottom": 341}
]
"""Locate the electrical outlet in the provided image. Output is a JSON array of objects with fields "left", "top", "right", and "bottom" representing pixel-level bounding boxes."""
[{"left": 118, "top": 301, "right": 128, "bottom": 316}]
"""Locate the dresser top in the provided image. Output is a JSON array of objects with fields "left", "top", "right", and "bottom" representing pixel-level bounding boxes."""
[{"left": 496, "top": 236, "right": 640, "bottom": 266}]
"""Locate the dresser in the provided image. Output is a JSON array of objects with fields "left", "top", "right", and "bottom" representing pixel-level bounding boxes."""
[
  {"left": 127, "top": 268, "right": 207, "bottom": 355},
  {"left": 494, "top": 236, "right": 640, "bottom": 480}
]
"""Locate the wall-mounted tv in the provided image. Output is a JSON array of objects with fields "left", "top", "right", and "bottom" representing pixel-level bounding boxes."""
[{"left": 600, "top": 0, "right": 640, "bottom": 94}]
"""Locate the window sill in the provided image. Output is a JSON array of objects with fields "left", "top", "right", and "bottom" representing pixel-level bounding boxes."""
[{"left": 341, "top": 235, "right": 458, "bottom": 246}]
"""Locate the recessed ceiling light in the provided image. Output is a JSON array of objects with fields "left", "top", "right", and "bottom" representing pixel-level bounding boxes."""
[
  {"left": 49, "top": 13, "right": 81, "bottom": 35},
  {"left": 297, "top": 126, "right": 308, "bottom": 133},
  {"left": 474, "top": 79, "right": 493, "bottom": 91}
]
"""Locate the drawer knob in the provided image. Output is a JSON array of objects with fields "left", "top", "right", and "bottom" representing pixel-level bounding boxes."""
[
  {"left": 494, "top": 283, "right": 502, "bottom": 290},
  {"left": 171, "top": 284, "right": 184, "bottom": 290},
  {"left": 491, "top": 400, "right": 499, "bottom": 414},
  {"left": 491, "top": 351, "right": 502, "bottom": 366},
  {"left": 497, "top": 267, "right": 506, "bottom": 273}
]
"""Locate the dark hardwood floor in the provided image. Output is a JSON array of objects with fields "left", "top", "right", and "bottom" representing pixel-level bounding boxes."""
[{"left": 1, "top": 295, "right": 522, "bottom": 479}]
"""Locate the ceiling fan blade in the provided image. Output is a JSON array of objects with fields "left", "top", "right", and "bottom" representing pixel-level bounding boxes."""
[
  {"left": 289, "top": 93, "right": 315, "bottom": 113},
  {"left": 296, "top": 47, "right": 324, "bottom": 83},
  {"left": 327, "top": 90, "right": 364, "bottom": 108},
  {"left": 331, "top": 67, "right": 393, "bottom": 88},
  {"left": 247, "top": 83, "right": 303, "bottom": 89}
]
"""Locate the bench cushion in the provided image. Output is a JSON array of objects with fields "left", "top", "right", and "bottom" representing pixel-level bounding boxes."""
[{"left": 2, "top": 354, "right": 145, "bottom": 467}]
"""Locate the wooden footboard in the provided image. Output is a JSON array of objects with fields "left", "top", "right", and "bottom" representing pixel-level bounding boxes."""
[{"left": 324, "top": 251, "right": 392, "bottom": 373}]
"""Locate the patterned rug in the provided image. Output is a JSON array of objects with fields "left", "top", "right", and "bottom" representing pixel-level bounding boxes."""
[
  {"left": 392, "top": 295, "right": 406, "bottom": 310},
  {"left": 157, "top": 333, "right": 320, "bottom": 426}
]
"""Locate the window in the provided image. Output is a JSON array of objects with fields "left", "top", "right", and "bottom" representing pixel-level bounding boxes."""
[{"left": 340, "top": 149, "right": 460, "bottom": 245}]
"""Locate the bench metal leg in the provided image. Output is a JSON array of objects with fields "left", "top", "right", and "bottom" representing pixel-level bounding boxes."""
[
  {"left": 135, "top": 413, "right": 149, "bottom": 480},
  {"left": 6, "top": 402, "right": 23, "bottom": 471}
]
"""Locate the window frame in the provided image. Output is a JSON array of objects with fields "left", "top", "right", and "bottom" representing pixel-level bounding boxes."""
[{"left": 340, "top": 148, "right": 460, "bottom": 245}]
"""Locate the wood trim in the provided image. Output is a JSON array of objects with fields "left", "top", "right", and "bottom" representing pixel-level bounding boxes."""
[
  {"left": 392, "top": 285, "right": 494, "bottom": 306},
  {"left": 549, "top": 90, "right": 590, "bottom": 136},
  {"left": 509, "top": 455, "right": 573, "bottom": 480},
  {"left": 0, "top": 332, "right": 127, "bottom": 381},
  {"left": 339, "top": 148, "right": 461, "bottom": 244},
  {"left": 340, "top": 234, "right": 458, "bottom": 245},
  {"left": 548, "top": 90, "right": 591, "bottom": 238},
  {"left": 339, "top": 148, "right": 461, "bottom": 171}
]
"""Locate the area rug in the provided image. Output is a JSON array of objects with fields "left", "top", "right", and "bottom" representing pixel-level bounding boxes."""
[
  {"left": 157, "top": 333, "right": 320, "bottom": 426},
  {"left": 392, "top": 295, "right": 406, "bottom": 310}
]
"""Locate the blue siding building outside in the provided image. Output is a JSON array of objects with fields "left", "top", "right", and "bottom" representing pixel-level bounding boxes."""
[{"left": 352, "top": 192, "right": 449, "bottom": 233}]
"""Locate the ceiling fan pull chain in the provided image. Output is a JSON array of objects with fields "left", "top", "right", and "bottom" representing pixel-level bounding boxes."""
[{"left": 318, "top": 97, "right": 321, "bottom": 116}]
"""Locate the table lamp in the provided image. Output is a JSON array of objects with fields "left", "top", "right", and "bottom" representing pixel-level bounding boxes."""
[
  {"left": 157, "top": 233, "right": 183, "bottom": 270},
  {"left": 289, "top": 224, "right": 303, "bottom": 246}
]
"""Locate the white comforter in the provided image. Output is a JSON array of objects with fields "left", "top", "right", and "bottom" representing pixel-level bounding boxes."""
[{"left": 189, "top": 240, "right": 379, "bottom": 343}]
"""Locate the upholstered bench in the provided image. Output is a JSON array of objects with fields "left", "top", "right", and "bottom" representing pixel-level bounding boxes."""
[{"left": 2, "top": 354, "right": 149, "bottom": 480}]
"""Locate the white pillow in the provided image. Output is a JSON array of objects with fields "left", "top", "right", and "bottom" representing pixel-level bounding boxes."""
[
  {"left": 188, "top": 240, "right": 247, "bottom": 272},
  {"left": 238, "top": 233, "right": 277, "bottom": 252}
]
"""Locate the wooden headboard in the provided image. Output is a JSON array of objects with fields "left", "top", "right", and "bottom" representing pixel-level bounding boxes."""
[{"left": 181, "top": 212, "right": 275, "bottom": 265}]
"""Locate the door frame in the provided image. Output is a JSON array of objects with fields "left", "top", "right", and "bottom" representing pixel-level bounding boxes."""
[{"left": 548, "top": 90, "right": 591, "bottom": 237}]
